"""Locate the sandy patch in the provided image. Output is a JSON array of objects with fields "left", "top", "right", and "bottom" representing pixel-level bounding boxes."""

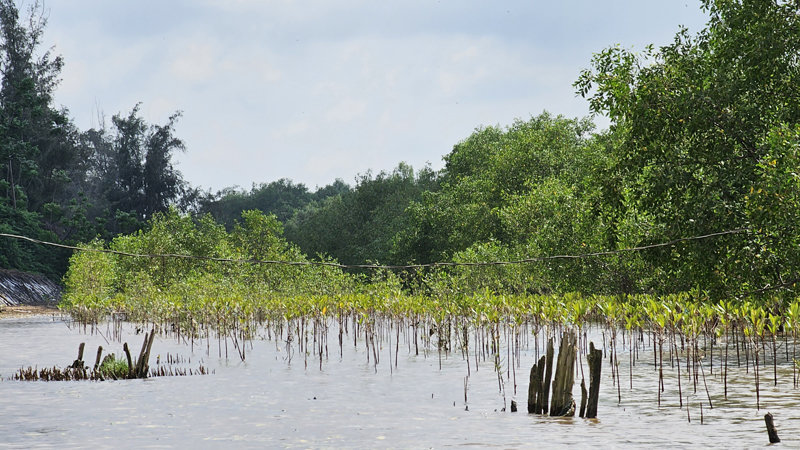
[{"left": 0, "top": 305, "right": 61, "bottom": 319}]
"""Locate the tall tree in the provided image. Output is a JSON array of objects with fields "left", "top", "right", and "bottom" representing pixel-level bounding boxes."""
[
  {"left": 110, "top": 105, "right": 146, "bottom": 218},
  {"left": 143, "top": 111, "right": 185, "bottom": 218},
  {"left": 395, "top": 113, "right": 594, "bottom": 265},
  {"left": 0, "top": 0, "right": 76, "bottom": 277},
  {"left": 0, "top": 0, "right": 72, "bottom": 212},
  {"left": 574, "top": 0, "right": 800, "bottom": 296}
]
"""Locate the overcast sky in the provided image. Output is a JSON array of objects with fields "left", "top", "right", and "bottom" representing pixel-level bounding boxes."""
[{"left": 41, "top": 1, "right": 709, "bottom": 192}]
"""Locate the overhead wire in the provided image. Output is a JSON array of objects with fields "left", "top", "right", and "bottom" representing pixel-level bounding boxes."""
[{"left": 0, "top": 227, "right": 751, "bottom": 271}]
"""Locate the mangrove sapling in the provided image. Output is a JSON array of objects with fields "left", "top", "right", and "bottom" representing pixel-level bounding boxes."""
[
  {"left": 371, "top": 325, "right": 379, "bottom": 372},
  {"left": 754, "top": 337, "right": 761, "bottom": 410},
  {"left": 462, "top": 324, "right": 471, "bottom": 376},
  {"left": 768, "top": 313, "right": 781, "bottom": 386},
  {"left": 686, "top": 395, "right": 691, "bottom": 423},
  {"left": 674, "top": 339, "right": 683, "bottom": 408},
  {"left": 614, "top": 334, "right": 621, "bottom": 404},
  {"left": 719, "top": 326, "right": 729, "bottom": 399},
  {"left": 624, "top": 314, "right": 640, "bottom": 390},
  {"left": 783, "top": 326, "right": 789, "bottom": 367},
  {"left": 388, "top": 322, "right": 393, "bottom": 374},
  {"left": 338, "top": 314, "right": 344, "bottom": 358},
  {"left": 786, "top": 300, "right": 800, "bottom": 388},
  {"left": 395, "top": 320, "right": 400, "bottom": 368},
  {"left": 698, "top": 357, "right": 713, "bottom": 409},
  {"left": 685, "top": 340, "right": 692, "bottom": 398}
]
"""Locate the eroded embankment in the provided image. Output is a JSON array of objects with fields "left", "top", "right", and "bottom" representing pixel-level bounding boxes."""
[{"left": 0, "top": 269, "right": 61, "bottom": 308}]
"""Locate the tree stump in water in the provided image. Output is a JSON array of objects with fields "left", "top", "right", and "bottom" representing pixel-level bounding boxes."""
[
  {"left": 585, "top": 341, "right": 603, "bottom": 419},
  {"left": 93, "top": 346, "right": 103, "bottom": 371},
  {"left": 765, "top": 412, "right": 780, "bottom": 443},
  {"left": 528, "top": 355, "right": 545, "bottom": 413},
  {"left": 133, "top": 329, "right": 156, "bottom": 378},
  {"left": 539, "top": 338, "right": 554, "bottom": 414},
  {"left": 123, "top": 342, "right": 134, "bottom": 378},
  {"left": 70, "top": 342, "right": 85, "bottom": 369},
  {"left": 579, "top": 378, "right": 588, "bottom": 418},
  {"left": 550, "top": 330, "right": 576, "bottom": 417}
]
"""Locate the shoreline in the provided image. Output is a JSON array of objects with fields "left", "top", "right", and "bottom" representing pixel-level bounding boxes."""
[{"left": 0, "top": 305, "right": 61, "bottom": 319}]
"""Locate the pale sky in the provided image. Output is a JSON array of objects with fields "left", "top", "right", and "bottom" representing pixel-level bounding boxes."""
[{"left": 41, "top": 1, "right": 709, "bottom": 192}]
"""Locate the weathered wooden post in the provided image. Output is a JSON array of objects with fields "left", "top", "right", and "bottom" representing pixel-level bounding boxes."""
[
  {"left": 579, "top": 379, "right": 588, "bottom": 418},
  {"left": 585, "top": 341, "right": 602, "bottom": 419},
  {"left": 539, "top": 338, "right": 554, "bottom": 414},
  {"left": 70, "top": 342, "right": 85, "bottom": 368},
  {"left": 134, "top": 330, "right": 156, "bottom": 378},
  {"left": 135, "top": 332, "right": 150, "bottom": 376},
  {"left": 765, "top": 412, "right": 780, "bottom": 443},
  {"left": 123, "top": 342, "right": 133, "bottom": 378},
  {"left": 550, "top": 331, "right": 577, "bottom": 416},
  {"left": 528, "top": 355, "right": 545, "bottom": 413},
  {"left": 93, "top": 345, "right": 103, "bottom": 372}
]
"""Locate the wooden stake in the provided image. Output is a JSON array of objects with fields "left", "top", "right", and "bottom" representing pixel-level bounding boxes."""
[
  {"left": 579, "top": 378, "right": 588, "bottom": 418},
  {"left": 550, "top": 331, "right": 576, "bottom": 416},
  {"left": 528, "top": 356, "right": 544, "bottom": 413},
  {"left": 541, "top": 338, "right": 554, "bottom": 414},
  {"left": 586, "top": 341, "right": 602, "bottom": 419},
  {"left": 765, "top": 413, "right": 780, "bottom": 443},
  {"left": 93, "top": 346, "right": 103, "bottom": 371},
  {"left": 123, "top": 342, "right": 133, "bottom": 378},
  {"left": 70, "top": 342, "right": 86, "bottom": 369}
]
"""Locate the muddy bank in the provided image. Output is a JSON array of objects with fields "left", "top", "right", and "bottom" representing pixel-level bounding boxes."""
[{"left": 0, "top": 305, "right": 60, "bottom": 319}]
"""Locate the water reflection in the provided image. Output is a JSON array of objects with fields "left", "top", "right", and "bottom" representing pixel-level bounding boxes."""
[{"left": 0, "top": 316, "right": 797, "bottom": 448}]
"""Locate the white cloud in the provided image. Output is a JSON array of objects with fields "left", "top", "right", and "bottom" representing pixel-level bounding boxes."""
[{"left": 42, "top": 0, "right": 709, "bottom": 191}]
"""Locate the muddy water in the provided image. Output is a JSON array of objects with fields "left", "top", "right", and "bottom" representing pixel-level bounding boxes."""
[{"left": 1, "top": 317, "right": 798, "bottom": 448}]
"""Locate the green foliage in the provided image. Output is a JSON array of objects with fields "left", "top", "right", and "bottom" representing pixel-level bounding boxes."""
[
  {"left": 574, "top": 0, "right": 800, "bottom": 297},
  {"left": 745, "top": 124, "right": 800, "bottom": 289},
  {"left": 96, "top": 354, "right": 129, "bottom": 380},
  {"left": 0, "top": 203, "right": 66, "bottom": 278},
  {"left": 61, "top": 208, "right": 357, "bottom": 323},
  {"left": 499, "top": 177, "right": 608, "bottom": 292},
  {"left": 426, "top": 241, "right": 532, "bottom": 296},
  {"left": 285, "top": 163, "right": 438, "bottom": 266},
  {"left": 200, "top": 178, "right": 324, "bottom": 228},
  {"left": 60, "top": 239, "right": 117, "bottom": 321},
  {"left": 395, "top": 113, "right": 621, "bottom": 295},
  {"left": 396, "top": 113, "right": 598, "bottom": 265}
]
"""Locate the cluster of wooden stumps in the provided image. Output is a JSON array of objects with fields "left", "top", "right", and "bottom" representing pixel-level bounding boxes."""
[
  {"left": 518, "top": 330, "right": 782, "bottom": 445},
  {"left": 524, "top": 331, "right": 602, "bottom": 419},
  {"left": 13, "top": 330, "right": 210, "bottom": 381}
]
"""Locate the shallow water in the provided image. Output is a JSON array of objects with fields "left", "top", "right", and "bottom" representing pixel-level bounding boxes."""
[{"left": 1, "top": 316, "right": 798, "bottom": 448}]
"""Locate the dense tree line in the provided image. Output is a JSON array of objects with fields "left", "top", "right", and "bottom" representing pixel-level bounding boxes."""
[
  {"left": 284, "top": 163, "right": 438, "bottom": 266},
  {"left": 198, "top": 178, "right": 349, "bottom": 228},
  {"left": 5, "top": 0, "right": 800, "bottom": 304}
]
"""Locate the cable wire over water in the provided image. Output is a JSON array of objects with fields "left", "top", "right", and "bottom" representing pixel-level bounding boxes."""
[{"left": 0, "top": 227, "right": 751, "bottom": 270}]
